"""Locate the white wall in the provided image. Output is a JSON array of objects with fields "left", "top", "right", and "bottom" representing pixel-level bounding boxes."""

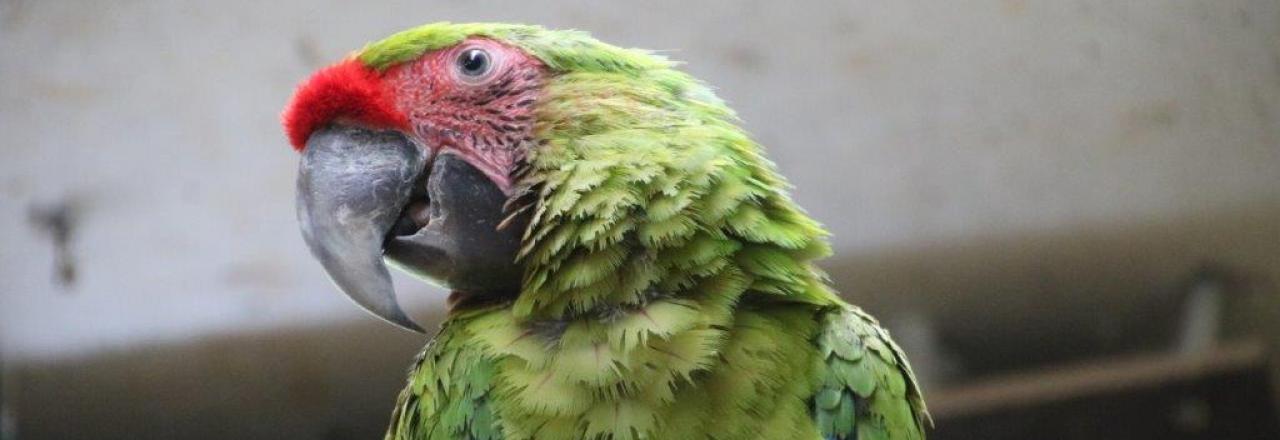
[{"left": 3, "top": 0, "right": 1278, "bottom": 362}]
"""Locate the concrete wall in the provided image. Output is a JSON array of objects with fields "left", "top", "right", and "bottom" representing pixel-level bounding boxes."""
[{"left": 2, "top": 0, "right": 1278, "bottom": 438}]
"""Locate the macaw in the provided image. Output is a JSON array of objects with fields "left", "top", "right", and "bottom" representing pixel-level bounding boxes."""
[{"left": 283, "top": 22, "right": 928, "bottom": 440}]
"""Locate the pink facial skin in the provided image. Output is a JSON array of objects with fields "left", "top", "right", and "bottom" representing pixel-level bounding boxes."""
[{"left": 381, "top": 38, "right": 548, "bottom": 194}]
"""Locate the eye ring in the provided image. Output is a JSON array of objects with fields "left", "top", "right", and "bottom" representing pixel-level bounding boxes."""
[{"left": 455, "top": 48, "right": 493, "bottom": 81}]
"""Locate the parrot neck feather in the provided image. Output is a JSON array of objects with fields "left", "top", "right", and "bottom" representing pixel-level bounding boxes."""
[
  {"left": 512, "top": 66, "right": 841, "bottom": 321},
  {"left": 433, "top": 55, "right": 849, "bottom": 439}
]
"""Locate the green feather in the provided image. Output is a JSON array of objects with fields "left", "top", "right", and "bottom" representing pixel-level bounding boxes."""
[
  {"left": 814, "top": 308, "right": 929, "bottom": 440},
  {"left": 356, "top": 23, "right": 929, "bottom": 440}
]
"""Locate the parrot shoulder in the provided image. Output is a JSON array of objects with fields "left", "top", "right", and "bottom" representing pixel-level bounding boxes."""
[{"left": 812, "top": 305, "right": 930, "bottom": 440}]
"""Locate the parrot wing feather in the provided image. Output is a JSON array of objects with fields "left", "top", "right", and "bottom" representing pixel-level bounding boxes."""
[{"left": 813, "top": 306, "right": 930, "bottom": 440}]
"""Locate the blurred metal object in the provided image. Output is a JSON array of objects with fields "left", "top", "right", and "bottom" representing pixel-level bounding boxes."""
[
  {"left": 1176, "top": 267, "right": 1227, "bottom": 355},
  {"left": 27, "top": 199, "right": 79, "bottom": 289},
  {"left": 929, "top": 340, "right": 1278, "bottom": 439}
]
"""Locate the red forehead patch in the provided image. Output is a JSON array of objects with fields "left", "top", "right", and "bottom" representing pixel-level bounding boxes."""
[{"left": 281, "top": 58, "right": 410, "bottom": 150}]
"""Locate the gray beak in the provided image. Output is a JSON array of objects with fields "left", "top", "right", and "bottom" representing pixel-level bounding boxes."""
[
  {"left": 296, "top": 125, "right": 525, "bottom": 333},
  {"left": 297, "top": 126, "right": 426, "bottom": 332}
]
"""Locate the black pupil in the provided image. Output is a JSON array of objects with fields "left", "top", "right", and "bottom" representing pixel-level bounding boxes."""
[{"left": 459, "top": 49, "right": 489, "bottom": 76}]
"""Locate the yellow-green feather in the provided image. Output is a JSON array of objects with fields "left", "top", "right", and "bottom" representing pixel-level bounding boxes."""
[{"left": 370, "top": 23, "right": 929, "bottom": 440}]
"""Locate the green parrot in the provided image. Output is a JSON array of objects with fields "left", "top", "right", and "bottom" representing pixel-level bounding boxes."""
[{"left": 283, "top": 22, "right": 928, "bottom": 440}]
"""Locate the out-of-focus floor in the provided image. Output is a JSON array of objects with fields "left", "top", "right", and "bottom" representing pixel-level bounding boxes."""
[{"left": 8, "top": 197, "right": 1280, "bottom": 438}]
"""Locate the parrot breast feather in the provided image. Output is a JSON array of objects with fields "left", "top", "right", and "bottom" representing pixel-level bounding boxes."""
[{"left": 387, "top": 309, "right": 502, "bottom": 440}]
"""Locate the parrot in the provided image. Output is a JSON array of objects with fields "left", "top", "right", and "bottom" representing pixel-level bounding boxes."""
[{"left": 282, "top": 22, "right": 929, "bottom": 440}]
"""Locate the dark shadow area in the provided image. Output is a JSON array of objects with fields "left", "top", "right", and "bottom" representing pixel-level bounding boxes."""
[
  {"left": 935, "top": 341, "right": 1280, "bottom": 440},
  {"left": 823, "top": 200, "right": 1280, "bottom": 378}
]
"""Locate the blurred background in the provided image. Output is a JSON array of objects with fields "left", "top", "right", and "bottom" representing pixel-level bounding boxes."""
[{"left": 2, "top": 0, "right": 1279, "bottom": 439}]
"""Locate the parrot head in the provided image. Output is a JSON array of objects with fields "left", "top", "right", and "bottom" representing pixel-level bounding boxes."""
[
  {"left": 284, "top": 23, "right": 805, "bottom": 332},
  {"left": 285, "top": 28, "right": 553, "bottom": 331}
]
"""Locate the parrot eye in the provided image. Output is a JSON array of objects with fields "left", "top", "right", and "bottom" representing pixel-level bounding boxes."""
[{"left": 456, "top": 48, "right": 493, "bottom": 80}]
